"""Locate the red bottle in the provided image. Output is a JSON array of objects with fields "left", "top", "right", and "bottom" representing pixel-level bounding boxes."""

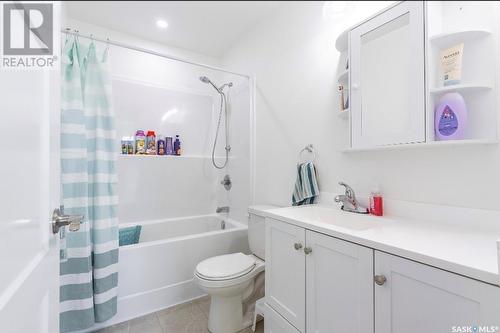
[{"left": 370, "top": 190, "right": 383, "bottom": 216}]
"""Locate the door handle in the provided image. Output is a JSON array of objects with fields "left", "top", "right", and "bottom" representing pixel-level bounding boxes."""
[
  {"left": 374, "top": 275, "right": 387, "bottom": 286},
  {"left": 52, "top": 207, "right": 83, "bottom": 234}
]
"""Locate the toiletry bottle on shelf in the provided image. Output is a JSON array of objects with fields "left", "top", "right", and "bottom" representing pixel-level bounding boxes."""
[
  {"left": 121, "top": 136, "right": 128, "bottom": 154},
  {"left": 135, "top": 130, "right": 146, "bottom": 154},
  {"left": 369, "top": 189, "right": 383, "bottom": 216},
  {"left": 157, "top": 135, "right": 166, "bottom": 156},
  {"left": 165, "top": 137, "right": 173, "bottom": 155},
  {"left": 127, "top": 137, "right": 134, "bottom": 154},
  {"left": 174, "top": 135, "right": 181, "bottom": 156},
  {"left": 146, "top": 131, "right": 157, "bottom": 155}
]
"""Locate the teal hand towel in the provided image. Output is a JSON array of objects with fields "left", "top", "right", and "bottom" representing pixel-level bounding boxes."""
[
  {"left": 119, "top": 225, "right": 142, "bottom": 246},
  {"left": 292, "top": 162, "right": 319, "bottom": 206}
]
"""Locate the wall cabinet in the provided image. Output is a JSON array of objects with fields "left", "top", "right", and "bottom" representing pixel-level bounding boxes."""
[
  {"left": 350, "top": 1, "right": 425, "bottom": 148},
  {"left": 265, "top": 218, "right": 500, "bottom": 333}
]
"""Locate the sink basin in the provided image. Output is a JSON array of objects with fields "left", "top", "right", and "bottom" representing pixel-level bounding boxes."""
[{"left": 275, "top": 205, "right": 379, "bottom": 231}]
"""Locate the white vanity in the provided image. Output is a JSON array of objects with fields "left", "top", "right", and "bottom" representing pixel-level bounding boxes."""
[{"left": 263, "top": 204, "right": 500, "bottom": 333}]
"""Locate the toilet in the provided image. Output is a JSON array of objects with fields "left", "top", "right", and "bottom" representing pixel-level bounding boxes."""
[{"left": 194, "top": 205, "right": 275, "bottom": 333}]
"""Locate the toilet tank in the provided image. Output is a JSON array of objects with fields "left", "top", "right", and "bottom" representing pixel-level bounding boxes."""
[{"left": 248, "top": 205, "right": 278, "bottom": 260}]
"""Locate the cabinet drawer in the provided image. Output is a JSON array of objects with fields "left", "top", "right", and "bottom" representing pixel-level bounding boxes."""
[{"left": 265, "top": 303, "right": 301, "bottom": 333}]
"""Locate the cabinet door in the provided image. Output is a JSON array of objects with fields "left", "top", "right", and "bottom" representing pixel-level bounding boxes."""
[
  {"left": 306, "top": 231, "right": 374, "bottom": 333},
  {"left": 350, "top": 1, "right": 425, "bottom": 148},
  {"left": 266, "top": 218, "right": 306, "bottom": 332},
  {"left": 375, "top": 252, "right": 500, "bottom": 333},
  {"left": 265, "top": 303, "right": 301, "bottom": 333}
]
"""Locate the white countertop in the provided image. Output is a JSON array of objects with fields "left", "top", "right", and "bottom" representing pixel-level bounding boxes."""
[{"left": 265, "top": 204, "right": 500, "bottom": 286}]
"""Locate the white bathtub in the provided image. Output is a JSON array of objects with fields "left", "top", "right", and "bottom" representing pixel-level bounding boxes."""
[{"left": 105, "top": 214, "right": 249, "bottom": 327}]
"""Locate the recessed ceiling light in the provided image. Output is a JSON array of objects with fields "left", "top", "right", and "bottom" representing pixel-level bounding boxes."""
[{"left": 156, "top": 19, "right": 168, "bottom": 29}]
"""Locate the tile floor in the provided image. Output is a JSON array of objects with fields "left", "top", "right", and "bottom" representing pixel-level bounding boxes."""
[{"left": 94, "top": 296, "right": 264, "bottom": 333}]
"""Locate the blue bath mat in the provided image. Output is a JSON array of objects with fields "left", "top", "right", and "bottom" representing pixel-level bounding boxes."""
[{"left": 119, "top": 225, "right": 142, "bottom": 246}]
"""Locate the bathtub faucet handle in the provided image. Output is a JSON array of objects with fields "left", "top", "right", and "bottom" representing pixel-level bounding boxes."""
[{"left": 216, "top": 206, "right": 230, "bottom": 213}]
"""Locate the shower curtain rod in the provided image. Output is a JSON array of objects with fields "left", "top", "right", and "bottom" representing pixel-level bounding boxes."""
[{"left": 61, "top": 29, "right": 250, "bottom": 79}]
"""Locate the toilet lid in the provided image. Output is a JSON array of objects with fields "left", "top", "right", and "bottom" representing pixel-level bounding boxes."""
[{"left": 196, "top": 253, "right": 256, "bottom": 280}]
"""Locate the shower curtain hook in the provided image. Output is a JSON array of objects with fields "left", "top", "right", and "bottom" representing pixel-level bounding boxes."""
[
  {"left": 73, "top": 29, "right": 79, "bottom": 41},
  {"left": 64, "top": 27, "right": 71, "bottom": 43}
]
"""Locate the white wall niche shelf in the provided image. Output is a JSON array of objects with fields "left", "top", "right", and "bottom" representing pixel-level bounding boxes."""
[
  {"left": 429, "top": 83, "right": 492, "bottom": 94},
  {"left": 118, "top": 154, "right": 228, "bottom": 159},
  {"left": 429, "top": 30, "right": 491, "bottom": 48},
  {"left": 340, "top": 139, "right": 498, "bottom": 153}
]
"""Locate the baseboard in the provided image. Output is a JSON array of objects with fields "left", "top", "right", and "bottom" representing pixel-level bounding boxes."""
[{"left": 80, "top": 279, "right": 206, "bottom": 332}]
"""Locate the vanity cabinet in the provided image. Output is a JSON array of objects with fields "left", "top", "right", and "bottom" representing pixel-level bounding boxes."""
[
  {"left": 265, "top": 218, "right": 500, "bottom": 333},
  {"left": 265, "top": 219, "right": 306, "bottom": 331},
  {"left": 375, "top": 252, "right": 500, "bottom": 333},
  {"left": 265, "top": 218, "right": 374, "bottom": 333}
]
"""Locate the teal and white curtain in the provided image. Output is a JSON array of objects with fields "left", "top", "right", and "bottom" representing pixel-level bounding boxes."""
[{"left": 60, "top": 36, "right": 118, "bottom": 332}]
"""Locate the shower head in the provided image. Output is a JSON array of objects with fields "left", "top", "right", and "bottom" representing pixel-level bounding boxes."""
[
  {"left": 199, "top": 76, "right": 211, "bottom": 84},
  {"left": 199, "top": 76, "right": 220, "bottom": 93},
  {"left": 199, "top": 76, "right": 233, "bottom": 93}
]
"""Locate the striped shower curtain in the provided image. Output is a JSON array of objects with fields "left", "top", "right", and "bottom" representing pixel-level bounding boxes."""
[{"left": 60, "top": 36, "right": 118, "bottom": 332}]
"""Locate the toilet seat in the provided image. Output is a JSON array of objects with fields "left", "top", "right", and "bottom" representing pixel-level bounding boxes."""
[
  {"left": 194, "top": 254, "right": 265, "bottom": 289},
  {"left": 196, "top": 252, "right": 256, "bottom": 281}
]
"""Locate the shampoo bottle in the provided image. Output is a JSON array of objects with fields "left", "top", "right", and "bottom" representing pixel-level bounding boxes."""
[{"left": 174, "top": 135, "right": 181, "bottom": 156}]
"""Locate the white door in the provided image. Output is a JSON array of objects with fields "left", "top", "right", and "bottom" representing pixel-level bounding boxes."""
[
  {"left": 264, "top": 303, "right": 301, "bottom": 333},
  {"left": 350, "top": 1, "right": 425, "bottom": 148},
  {"left": 0, "top": 71, "right": 60, "bottom": 330},
  {"left": 265, "top": 218, "right": 306, "bottom": 332},
  {"left": 306, "top": 231, "right": 373, "bottom": 333},
  {"left": 375, "top": 251, "right": 500, "bottom": 333}
]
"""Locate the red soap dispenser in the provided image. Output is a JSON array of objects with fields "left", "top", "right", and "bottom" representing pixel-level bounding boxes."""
[{"left": 369, "top": 189, "right": 383, "bottom": 216}]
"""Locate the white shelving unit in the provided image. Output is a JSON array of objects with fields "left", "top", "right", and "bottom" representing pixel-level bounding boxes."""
[
  {"left": 429, "top": 30, "right": 491, "bottom": 48},
  {"left": 341, "top": 139, "right": 498, "bottom": 153},
  {"left": 426, "top": 1, "right": 497, "bottom": 145},
  {"left": 337, "top": 108, "right": 349, "bottom": 119},
  {"left": 429, "top": 83, "right": 492, "bottom": 94},
  {"left": 335, "top": 29, "right": 349, "bottom": 121},
  {"left": 336, "top": 1, "right": 497, "bottom": 152}
]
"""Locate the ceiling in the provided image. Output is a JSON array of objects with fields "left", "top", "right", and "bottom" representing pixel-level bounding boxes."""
[{"left": 65, "top": 1, "right": 285, "bottom": 58}]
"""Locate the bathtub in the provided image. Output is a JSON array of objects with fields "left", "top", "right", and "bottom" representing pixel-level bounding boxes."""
[{"left": 109, "top": 214, "right": 249, "bottom": 326}]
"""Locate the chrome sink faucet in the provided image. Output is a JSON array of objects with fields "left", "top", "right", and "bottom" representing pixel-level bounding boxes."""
[{"left": 334, "top": 182, "right": 369, "bottom": 214}]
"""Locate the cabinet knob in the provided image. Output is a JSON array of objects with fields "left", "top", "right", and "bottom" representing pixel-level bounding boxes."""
[
  {"left": 304, "top": 247, "right": 313, "bottom": 255},
  {"left": 374, "top": 275, "right": 387, "bottom": 286},
  {"left": 294, "top": 242, "right": 303, "bottom": 250}
]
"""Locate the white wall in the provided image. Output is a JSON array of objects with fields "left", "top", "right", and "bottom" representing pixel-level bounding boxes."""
[
  {"left": 222, "top": 1, "right": 500, "bottom": 212},
  {"left": 64, "top": 18, "right": 252, "bottom": 223}
]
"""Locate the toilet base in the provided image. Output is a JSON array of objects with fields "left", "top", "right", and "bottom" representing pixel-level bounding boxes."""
[{"left": 208, "top": 294, "right": 252, "bottom": 333}]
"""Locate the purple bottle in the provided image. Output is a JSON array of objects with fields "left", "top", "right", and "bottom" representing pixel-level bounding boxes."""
[{"left": 435, "top": 92, "right": 467, "bottom": 141}]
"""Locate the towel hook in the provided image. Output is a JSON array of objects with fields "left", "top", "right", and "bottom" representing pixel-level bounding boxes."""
[{"left": 298, "top": 144, "right": 315, "bottom": 165}]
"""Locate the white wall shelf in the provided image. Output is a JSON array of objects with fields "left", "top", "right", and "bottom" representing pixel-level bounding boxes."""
[
  {"left": 429, "top": 83, "right": 493, "bottom": 94},
  {"left": 337, "top": 70, "right": 348, "bottom": 82},
  {"left": 337, "top": 108, "right": 349, "bottom": 119},
  {"left": 429, "top": 30, "right": 491, "bottom": 48},
  {"left": 119, "top": 154, "right": 227, "bottom": 159},
  {"left": 341, "top": 139, "right": 498, "bottom": 153},
  {"left": 335, "top": 29, "right": 349, "bottom": 52}
]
